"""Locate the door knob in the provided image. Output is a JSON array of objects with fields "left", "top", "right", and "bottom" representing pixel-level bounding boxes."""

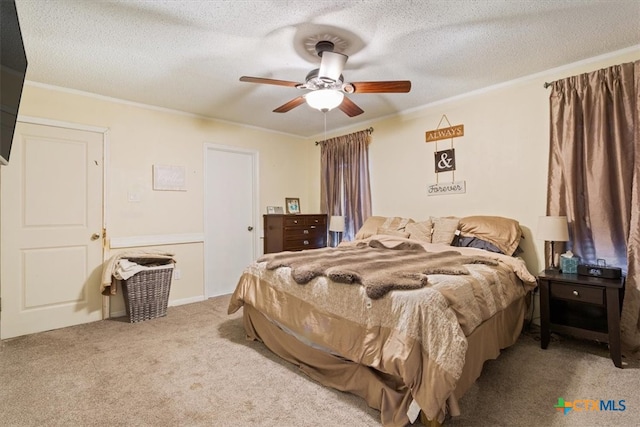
[
  {"left": 91, "top": 233, "right": 101, "bottom": 241},
  {"left": 247, "top": 226, "right": 254, "bottom": 231}
]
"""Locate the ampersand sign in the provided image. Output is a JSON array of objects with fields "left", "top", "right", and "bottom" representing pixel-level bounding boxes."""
[{"left": 434, "top": 149, "right": 456, "bottom": 173}]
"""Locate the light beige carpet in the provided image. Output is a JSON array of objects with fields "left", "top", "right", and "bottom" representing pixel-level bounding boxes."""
[{"left": 0, "top": 295, "right": 637, "bottom": 426}]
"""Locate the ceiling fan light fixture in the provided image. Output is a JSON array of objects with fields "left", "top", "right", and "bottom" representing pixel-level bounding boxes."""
[
  {"left": 318, "top": 51, "right": 348, "bottom": 82},
  {"left": 305, "top": 89, "right": 344, "bottom": 112}
]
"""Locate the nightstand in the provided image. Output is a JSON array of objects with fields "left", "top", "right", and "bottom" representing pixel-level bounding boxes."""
[{"left": 539, "top": 270, "right": 625, "bottom": 368}]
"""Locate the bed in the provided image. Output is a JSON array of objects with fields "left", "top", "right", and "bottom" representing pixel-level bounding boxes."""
[{"left": 228, "top": 215, "right": 537, "bottom": 426}]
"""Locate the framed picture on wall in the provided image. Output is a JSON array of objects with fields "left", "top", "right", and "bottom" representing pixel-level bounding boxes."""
[{"left": 285, "top": 197, "right": 300, "bottom": 214}]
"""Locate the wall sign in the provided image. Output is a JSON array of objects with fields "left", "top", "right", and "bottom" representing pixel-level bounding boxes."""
[
  {"left": 434, "top": 149, "right": 455, "bottom": 173},
  {"left": 425, "top": 124, "right": 464, "bottom": 142},
  {"left": 425, "top": 115, "right": 465, "bottom": 194},
  {"left": 427, "top": 181, "right": 466, "bottom": 196}
]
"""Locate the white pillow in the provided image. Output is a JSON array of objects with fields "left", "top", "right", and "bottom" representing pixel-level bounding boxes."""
[
  {"left": 380, "top": 216, "right": 414, "bottom": 231},
  {"left": 406, "top": 220, "right": 433, "bottom": 243},
  {"left": 376, "top": 227, "right": 410, "bottom": 238},
  {"left": 430, "top": 217, "right": 460, "bottom": 245}
]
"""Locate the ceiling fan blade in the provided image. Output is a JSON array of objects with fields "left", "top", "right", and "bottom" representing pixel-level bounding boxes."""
[
  {"left": 350, "top": 81, "right": 412, "bottom": 93},
  {"left": 273, "top": 96, "right": 306, "bottom": 113},
  {"left": 240, "top": 76, "right": 301, "bottom": 88},
  {"left": 318, "top": 51, "right": 348, "bottom": 81},
  {"left": 339, "top": 97, "right": 364, "bottom": 117}
]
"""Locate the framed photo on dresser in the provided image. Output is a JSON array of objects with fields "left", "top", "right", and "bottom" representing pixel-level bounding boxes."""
[
  {"left": 285, "top": 197, "right": 300, "bottom": 214},
  {"left": 266, "top": 206, "right": 284, "bottom": 214}
]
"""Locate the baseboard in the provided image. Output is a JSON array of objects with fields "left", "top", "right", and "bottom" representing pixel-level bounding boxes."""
[
  {"left": 110, "top": 295, "right": 206, "bottom": 318},
  {"left": 170, "top": 295, "right": 206, "bottom": 306}
]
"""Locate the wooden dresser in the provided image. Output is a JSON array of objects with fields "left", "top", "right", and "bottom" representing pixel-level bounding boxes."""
[{"left": 263, "top": 214, "right": 327, "bottom": 254}]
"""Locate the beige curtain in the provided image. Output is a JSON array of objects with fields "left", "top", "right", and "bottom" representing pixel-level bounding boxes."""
[
  {"left": 319, "top": 129, "right": 372, "bottom": 240},
  {"left": 320, "top": 140, "right": 342, "bottom": 217},
  {"left": 547, "top": 61, "right": 640, "bottom": 353}
]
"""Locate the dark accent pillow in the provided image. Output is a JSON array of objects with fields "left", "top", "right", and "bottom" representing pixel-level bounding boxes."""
[{"left": 454, "top": 235, "right": 504, "bottom": 254}]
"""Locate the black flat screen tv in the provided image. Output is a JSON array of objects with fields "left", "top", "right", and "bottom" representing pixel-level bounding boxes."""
[{"left": 1, "top": 0, "right": 28, "bottom": 165}]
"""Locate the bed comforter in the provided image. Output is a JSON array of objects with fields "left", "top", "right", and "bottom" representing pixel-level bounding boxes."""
[{"left": 228, "top": 235, "right": 536, "bottom": 425}]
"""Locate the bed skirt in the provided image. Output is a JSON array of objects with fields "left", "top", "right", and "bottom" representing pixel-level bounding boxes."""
[{"left": 240, "top": 294, "right": 527, "bottom": 426}]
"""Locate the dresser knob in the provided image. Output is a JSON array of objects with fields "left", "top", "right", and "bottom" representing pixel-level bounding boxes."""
[
  {"left": 573, "top": 290, "right": 579, "bottom": 296},
  {"left": 303, "top": 240, "right": 309, "bottom": 245},
  {"left": 303, "top": 229, "right": 309, "bottom": 234}
]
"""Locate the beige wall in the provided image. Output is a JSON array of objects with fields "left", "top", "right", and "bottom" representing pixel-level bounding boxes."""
[
  {"left": 16, "top": 84, "right": 314, "bottom": 313},
  {"left": 306, "top": 47, "right": 640, "bottom": 273},
  {"left": 8, "top": 46, "right": 639, "bottom": 317}
]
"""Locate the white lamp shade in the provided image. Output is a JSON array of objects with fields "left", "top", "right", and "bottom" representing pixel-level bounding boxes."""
[
  {"left": 305, "top": 89, "right": 344, "bottom": 111},
  {"left": 329, "top": 215, "right": 345, "bottom": 232},
  {"left": 537, "top": 216, "right": 569, "bottom": 242}
]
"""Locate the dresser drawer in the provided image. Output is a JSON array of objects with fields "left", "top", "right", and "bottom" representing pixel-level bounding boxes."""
[
  {"left": 550, "top": 282, "right": 604, "bottom": 305},
  {"left": 284, "top": 216, "right": 326, "bottom": 227},
  {"left": 304, "top": 216, "right": 326, "bottom": 226},
  {"left": 284, "top": 217, "right": 305, "bottom": 227},
  {"left": 283, "top": 235, "right": 326, "bottom": 251},
  {"left": 284, "top": 225, "right": 324, "bottom": 239}
]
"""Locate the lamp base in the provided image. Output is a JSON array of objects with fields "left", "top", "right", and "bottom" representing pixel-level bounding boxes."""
[
  {"left": 329, "top": 231, "right": 343, "bottom": 248},
  {"left": 546, "top": 241, "right": 562, "bottom": 273}
]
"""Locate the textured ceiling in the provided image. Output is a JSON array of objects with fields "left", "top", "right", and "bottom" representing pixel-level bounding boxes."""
[{"left": 15, "top": 0, "right": 640, "bottom": 138}]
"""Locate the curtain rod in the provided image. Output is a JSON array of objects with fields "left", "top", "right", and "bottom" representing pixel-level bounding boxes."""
[{"left": 315, "top": 127, "right": 374, "bottom": 145}]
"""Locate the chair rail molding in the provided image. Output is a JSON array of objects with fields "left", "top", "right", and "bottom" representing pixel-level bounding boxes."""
[{"left": 109, "top": 233, "right": 204, "bottom": 249}]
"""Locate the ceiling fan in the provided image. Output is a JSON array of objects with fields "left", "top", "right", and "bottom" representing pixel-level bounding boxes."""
[{"left": 239, "top": 40, "right": 411, "bottom": 117}]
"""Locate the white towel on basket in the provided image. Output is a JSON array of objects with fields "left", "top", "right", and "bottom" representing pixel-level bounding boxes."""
[
  {"left": 101, "top": 250, "right": 176, "bottom": 295},
  {"left": 113, "top": 259, "right": 174, "bottom": 281}
]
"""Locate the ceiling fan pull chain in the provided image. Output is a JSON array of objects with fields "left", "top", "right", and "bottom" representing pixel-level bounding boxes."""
[{"left": 324, "top": 112, "right": 327, "bottom": 143}]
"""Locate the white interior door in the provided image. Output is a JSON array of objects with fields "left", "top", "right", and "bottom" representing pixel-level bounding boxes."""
[
  {"left": 204, "top": 145, "right": 257, "bottom": 297},
  {"left": 1, "top": 122, "right": 104, "bottom": 339}
]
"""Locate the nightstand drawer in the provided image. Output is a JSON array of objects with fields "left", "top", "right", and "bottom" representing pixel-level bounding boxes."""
[{"left": 550, "top": 282, "right": 603, "bottom": 305}]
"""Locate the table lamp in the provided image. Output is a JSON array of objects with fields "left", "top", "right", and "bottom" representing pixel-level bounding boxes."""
[
  {"left": 537, "top": 216, "right": 569, "bottom": 271},
  {"left": 329, "top": 215, "right": 345, "bottom": 247}
]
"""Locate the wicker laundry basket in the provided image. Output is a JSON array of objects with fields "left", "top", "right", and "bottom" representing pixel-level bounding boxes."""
[{"left": 121, "top": 259, "right": 174, "bottom": 323}]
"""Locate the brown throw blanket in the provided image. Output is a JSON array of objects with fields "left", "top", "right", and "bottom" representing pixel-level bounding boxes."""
[{"left": 258, "top": 239, "right": 498, "bottom": 299}]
